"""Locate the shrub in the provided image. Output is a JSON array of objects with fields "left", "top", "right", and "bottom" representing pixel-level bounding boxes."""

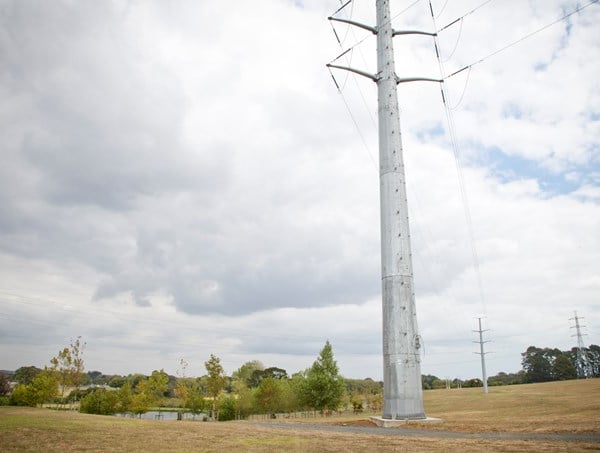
[
  {"left": 9, "top": 384, "right": 35, "bottom": 407},
  {"left": 80, "top": 389, "right": 119, "bottom": 415},
  {"left": 218, "top": 396, "right": 237, "bottom": 421}
]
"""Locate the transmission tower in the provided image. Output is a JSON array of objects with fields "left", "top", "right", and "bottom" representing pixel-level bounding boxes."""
[
  {"left": 570, "top": 311, "right": 591, "bottom": 378},
  {"left": 327, "top": 0, "right": 440, "bottom": 420},
  {"left": 473, "top": 317, "right": 490, "bottom": 394}
]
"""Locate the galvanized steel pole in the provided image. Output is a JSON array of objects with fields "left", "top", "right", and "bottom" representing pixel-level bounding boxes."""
[
  {"left": 474, "top": 317, "right": 489, "bottom": 394},
  {"left": 376, "top": 0, "right": 425, "bottom": 419}
]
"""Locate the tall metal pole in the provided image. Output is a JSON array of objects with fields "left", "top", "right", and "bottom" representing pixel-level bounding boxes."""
[
  {"left": 474, "top": 317, "right": 489, "bottom": 394},
  {"left": 327, "top": 0, "right": 437, "bottom": 420},
  {"left": 377, "top": 0, "right": 425, "bottom": 420}
]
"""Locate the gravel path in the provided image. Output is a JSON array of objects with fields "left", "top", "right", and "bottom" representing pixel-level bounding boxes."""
[{"left": 250, "top": 421, "right": 600, "bottom": 443}]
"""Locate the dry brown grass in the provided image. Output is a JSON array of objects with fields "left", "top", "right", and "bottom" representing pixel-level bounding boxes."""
[
  {"left": 422, "top": 378, "right": 600, "bottom": 434},
  {"left": 1, "top": 379, "right": 599, "bottom": 452},
  {"left": 311, "top": 378, "right": 600, "bottom": 434}
]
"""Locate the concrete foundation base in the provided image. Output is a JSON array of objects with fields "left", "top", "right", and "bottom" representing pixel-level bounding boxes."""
[{"left": 370, "top": 416, "right": 443, "bottom": 428}]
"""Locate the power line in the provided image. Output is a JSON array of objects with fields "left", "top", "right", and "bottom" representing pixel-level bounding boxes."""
[
  {"left": 428, "top": 0, "right": 488, "bottom": 315},
  {"left": 445, "top": 0, "right": 599, "bottom": 80},
  {"left": 438, "top": 0, "right": 495, "bottom": 32}
]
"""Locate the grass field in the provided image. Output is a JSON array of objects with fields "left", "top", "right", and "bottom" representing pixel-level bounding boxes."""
[{"left": 1, "top": 379, "right": 599, "bottom": 452}]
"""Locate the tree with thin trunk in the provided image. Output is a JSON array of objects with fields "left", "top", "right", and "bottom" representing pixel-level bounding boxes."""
[
  {"left": 50, "top": 336, "right": 86, "bottom": 407},
  {"left": 204, "top": 354, "right": 226, "bottom": 419}
]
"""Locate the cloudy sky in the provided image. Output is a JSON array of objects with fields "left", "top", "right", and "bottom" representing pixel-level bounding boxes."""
[{"left": 1, "top": 0, "right": 599, "bottom": 381}]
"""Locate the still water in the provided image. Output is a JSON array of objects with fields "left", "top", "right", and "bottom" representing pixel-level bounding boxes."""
[{"left": 116, "top": 411, "right": 208, "bottom": 421}]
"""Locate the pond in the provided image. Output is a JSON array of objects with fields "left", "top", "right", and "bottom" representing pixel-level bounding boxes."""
[{"left": 116, "top": 411, "right": 209, "bottom": 421}]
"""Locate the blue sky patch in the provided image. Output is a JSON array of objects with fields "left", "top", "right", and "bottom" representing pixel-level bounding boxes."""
[{"left": 476, "top": 147, "right": 587, "bottom": 195}]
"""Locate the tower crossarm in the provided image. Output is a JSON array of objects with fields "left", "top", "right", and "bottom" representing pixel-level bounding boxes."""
[
  {"left": 328, "top": 16, "right": 377, "bottom": 34},
  {"left": 326, "top": 63, "right": 379, "bottom": 82}
]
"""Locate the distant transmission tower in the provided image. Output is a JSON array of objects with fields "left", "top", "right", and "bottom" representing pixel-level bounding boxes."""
[
  {"left": 473, "top": 317, "right": 490, "bottom": 394},
  {"left": 570, "top": 311, "right": 592, "bottom": 378}
]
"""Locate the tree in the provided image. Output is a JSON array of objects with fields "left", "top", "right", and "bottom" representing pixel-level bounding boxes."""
[
  {"left": 488, "top": 371, "right": 526, "bottom": 386},
  {"left": 205, "top": 354, "right": 226, "bottom": 418},
  {"left": 288, "top": 372, "right": 309, "bottom": 412},
  {"left": 521, "top": 346, "right": 558, "bottom": 383},
  {"left": 80, "top": 389, "right": 119, "bottom": 415},
  {"left": 217, "top": 395, "right": 237, "bottom": 421},
  {"left": 553, "top": 353, "right": 577, "bottom": 381},
  {"left": 50, "top": 336, "right": 86, "bottom": 404},
  {"left": 303, "top": 341, "right": 346, "bottom": 412},
  {"left": 421, "top": 374, "right": 439, "bottom": 390},
  {"left": 14, "top": 366, "right": 42, "bottom": 385},
  {"left": 10, "top": 369, "right": 58, "bottom": 407},
  {"left": 145, "top": 370, "right": 169, "bottom": 407},
  {"left": 87, "top": 371, "right": 103, "bottom": 386},
  {"left": 116, "top": 381, "right": 133, "bottom": 413},
  {"left": 133, "top": 370, "right": 169, "bottom": 416},
  {"left": 246, "top": 366, "right": 288, "bottom": 388},
  {"left": 0, "top": 373, "right": 11, "bottom": 396},
  {"left": 463, "top": 378, "right": 483, "bottom": 388},
  {"left": 231, "top": 380, "right": 254, "bottom": 420},
  {"left": 108, "top": 375, "right": 127, "bottom": 388},
  {"left": 176, "top": 377, "right": 206, "bottom": 419},
  {"left": 588, "top": 345, "right": 600, "bottom": 377},
  {"left": 255, "top": 377, "right": 284, "bottom": 416},
  {"left": 232, "top": 360, "right": 264, "bottom": 387},
  {"left": 9, "top": 384, "right": 34, "bottom": 407},
  {"left": 130, "top": 391, "right": 150, "bottom": 417}
]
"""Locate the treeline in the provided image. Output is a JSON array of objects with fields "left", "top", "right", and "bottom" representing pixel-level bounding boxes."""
[
  {"left": 521, "top": 345, "right": 600, "bottom": 383},
  {"left": 2, "top": 340, "right": 598, "bottom": 419},
  {"left": 1, "top": 341, "right": 354, "bottom": 420}
]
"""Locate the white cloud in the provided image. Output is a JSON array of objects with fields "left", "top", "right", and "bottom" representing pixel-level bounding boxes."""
[{"left": 0, "top": 0, "right": 598, "bottom": 382}]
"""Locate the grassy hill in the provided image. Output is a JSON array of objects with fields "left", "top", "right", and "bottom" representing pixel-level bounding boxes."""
[{"left": 1, "top": 379, "right": 598, "bottom": 452}]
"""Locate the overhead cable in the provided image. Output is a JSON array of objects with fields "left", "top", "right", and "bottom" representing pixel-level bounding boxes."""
[{"left": 444, "top": 0, "right": 599, "bottom": 80}]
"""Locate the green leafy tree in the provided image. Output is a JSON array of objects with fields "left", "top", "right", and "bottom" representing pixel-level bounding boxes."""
[
  {"left": 553, "top": 353, "right": 577, "bottom": 380},
  {"left": 232, "top": 360, "right": 264, "bottom": 387},
  {"left": 176, "top": 377, "right": 206, "bottom": 418},
  {"left": 10, "top": 369, "right": 58, "bottom": 407},
  {"left": 217, "top": 395, "right": 237, "bottom": 421},
  {"left": 30, "top": 369, "right": 59, "bottom": 406},
  {"left": 303, "top": 341, "right": 346, "bottom": 412},
  {"left": 80, "top": 389, "right": 119, "bottom": 415},
  {"left": 9, "top": 384, "right": 34, "bottom": 406},
  {"left": 345, "top": 377, "right": 383, "bottom": 394},
  {"left": 14, "top": 366, "right": 42, "bottom": 385},
  {"left": 130, "top": 391, "right": 150, "bottom": 416},
  {"left": 288, "top": 372, "right": 309, "bottom": 412},
  {"left": 86, "top": 371, "right": 103, "bottom": 386},
  {"left": 116, "top": 381, "right": 133, "bottom": 413},
  {"left": 279, "top": 377, "right": 301, "bottom": 413},
  {"left": 145, "top": 370, "right": 169, "bottom": 408},
  {"left": 129, "top": 370, "right": 169, "bottom": 417},
  {"left": 231, "top": 380, "right": 254, "bottom": 419},
  {"left": 255, "top": 377, "right": 284, "bottom": 416},
  {"left": 205, "top": 354, "right": 226, "bottom": 418},
  {"left": 521, "top": 346, "right": 556, "bottom": 383},
  {"left": 108, "top": 375, "right": 127, "bottom": 388},
  {"left": 488, "top": 371, "right": 526, "bottom": 386}
]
